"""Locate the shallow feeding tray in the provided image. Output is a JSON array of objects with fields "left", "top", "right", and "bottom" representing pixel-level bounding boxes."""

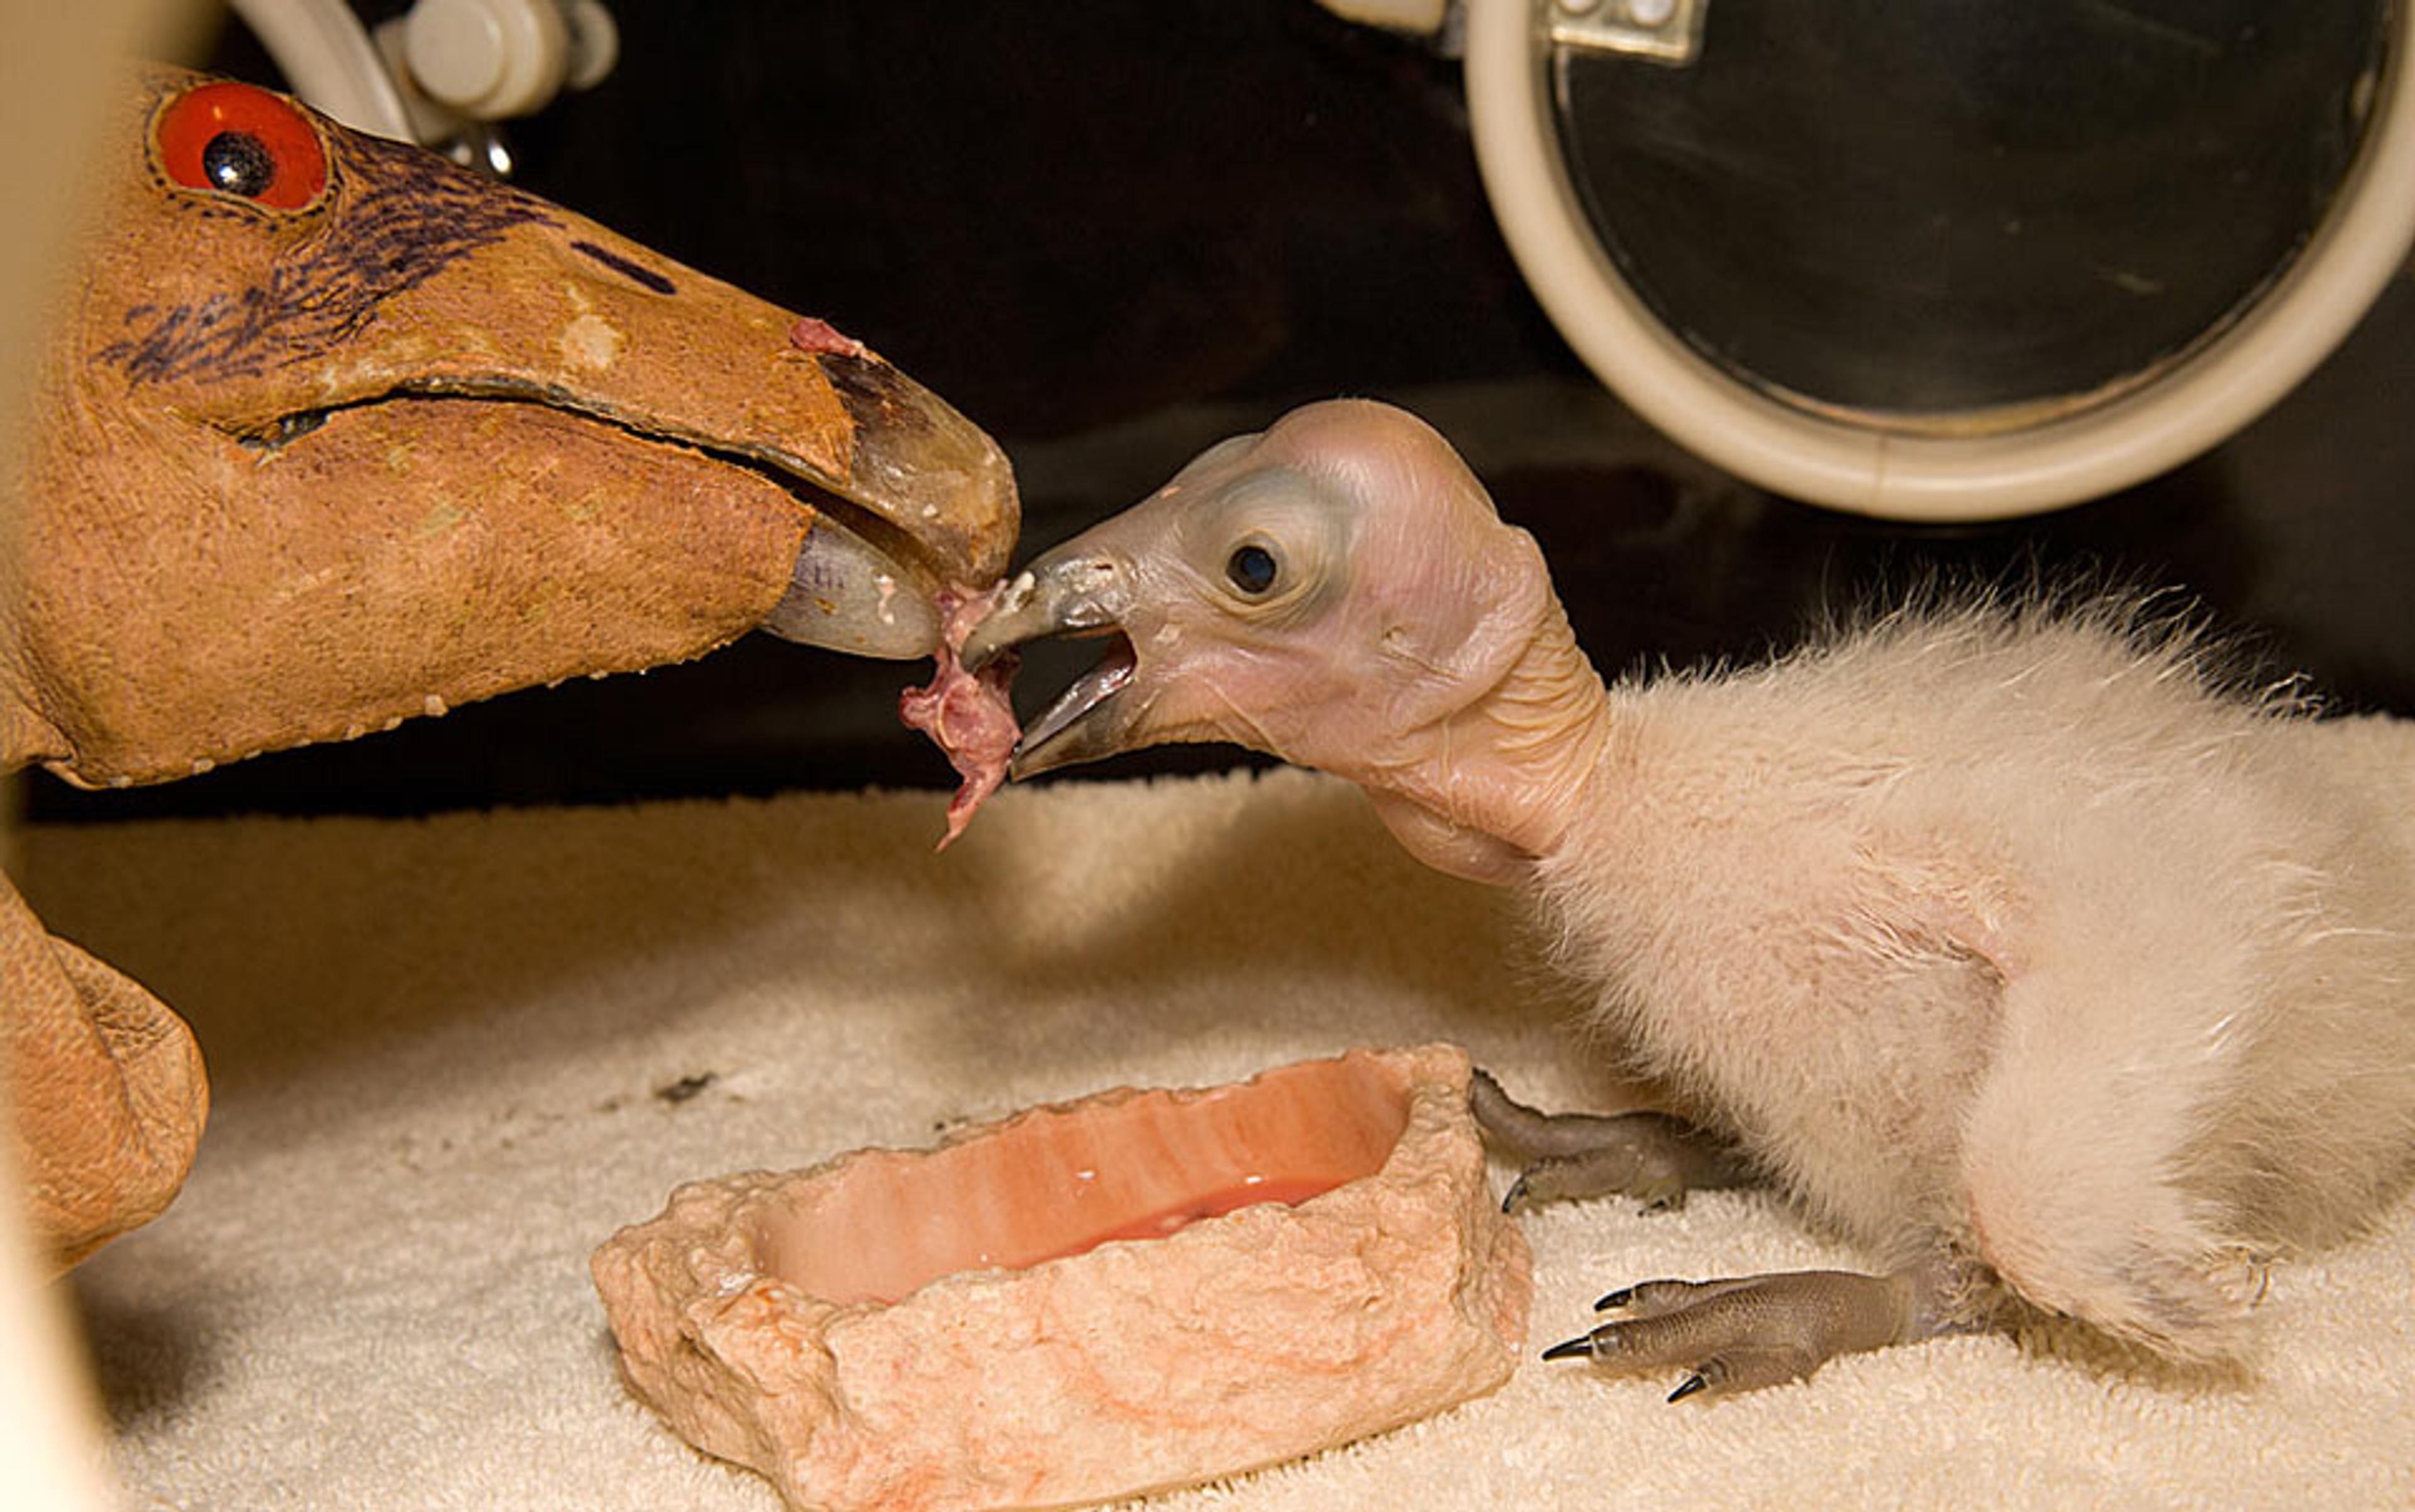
[{"left": 591, "top": 1043, "right": 1531, "bottom": 1512}]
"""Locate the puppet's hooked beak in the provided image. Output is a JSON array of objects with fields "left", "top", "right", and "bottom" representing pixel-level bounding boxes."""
[
  {"left": 960, "top": 544, "right": 1145, "bottom": 777},
  {"left": 741, "top": 352, "right": 1014, "bottom": 659}
]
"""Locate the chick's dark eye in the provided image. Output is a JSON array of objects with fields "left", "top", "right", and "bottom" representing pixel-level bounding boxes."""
[
  {"left": 203, "top": 131, "right": 275, "bottom": 196},
  {"left": 1226, "top": 543, "right": 1279, "bottom": 595}
]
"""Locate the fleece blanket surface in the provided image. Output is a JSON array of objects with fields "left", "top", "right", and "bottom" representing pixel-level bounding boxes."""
[{"left": 18, "top": 768, "right": 2413, "bottom": 1512}]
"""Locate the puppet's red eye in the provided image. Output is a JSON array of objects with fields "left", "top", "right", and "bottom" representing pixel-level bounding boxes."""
[{"left": 156, "top": 81, "right": 328, "bottom": 211}]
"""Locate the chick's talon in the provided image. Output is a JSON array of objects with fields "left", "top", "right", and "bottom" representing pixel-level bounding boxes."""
[{"left": 1541, "top": 1267, "right": 1950, "bottom": 1400}]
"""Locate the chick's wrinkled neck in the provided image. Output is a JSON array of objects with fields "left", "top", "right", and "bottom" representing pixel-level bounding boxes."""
[{"left": 1362, "top": 596, "right": 1610, "bottom": 884}]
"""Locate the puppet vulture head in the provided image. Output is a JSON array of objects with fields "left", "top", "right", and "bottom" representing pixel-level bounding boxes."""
[
  {"left": 963, "top": 400, "right": 1608, "bottom": 881},
  {"left": 5, "top": 66, "right": 1017, "bottom": 791},
  {"left": 0, "top": 67, "right": 1015, "bottom": 1268}
]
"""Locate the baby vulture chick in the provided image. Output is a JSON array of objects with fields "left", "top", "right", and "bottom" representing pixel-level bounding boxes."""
[{"left": 962, "top": 399, "right": 2415, "bottom": 1399}]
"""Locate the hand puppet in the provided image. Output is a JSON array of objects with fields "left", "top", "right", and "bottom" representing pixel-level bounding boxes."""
[
  {"left": 3, "top": 67, "right": 1018, "bottom": 1269},
  {"left": 962, "top": 398, "right": 2415, "bottom": 1399}
]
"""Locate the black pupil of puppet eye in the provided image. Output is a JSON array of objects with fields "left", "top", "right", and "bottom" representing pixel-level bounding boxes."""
[
  {"left": 1226, "top": 543, "right": 1279, "bottom": 595},
  {"left": 202, "top": 131, "right": 277, "bottom": 197}
]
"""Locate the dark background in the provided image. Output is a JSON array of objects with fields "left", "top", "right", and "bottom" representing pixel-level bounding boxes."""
[{"left": 23, "top": 0, "right": 2413, "bottom": 821}]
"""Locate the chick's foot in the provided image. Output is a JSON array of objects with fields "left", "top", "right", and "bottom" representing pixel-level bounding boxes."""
[
  {"left": 1468, "top": 1067, "right": 1748, "bottom": 1214},
  {"left": 1544, "top": 1266, "right": 1956, "bottom": 1401}
]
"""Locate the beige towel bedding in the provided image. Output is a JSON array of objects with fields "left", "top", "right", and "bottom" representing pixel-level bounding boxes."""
[{"left": 18, "top": 767, "right": 2412, "bottom": 1511}]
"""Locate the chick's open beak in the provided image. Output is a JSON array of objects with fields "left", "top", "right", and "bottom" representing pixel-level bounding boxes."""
[{"left": 959, "top": 544, "right": 1146, "bottom": 777}]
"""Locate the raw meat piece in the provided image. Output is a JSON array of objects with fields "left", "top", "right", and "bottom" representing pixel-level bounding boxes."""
[
  {"left": 786, "top": 314, "right": 869, "bottom": 358},
  {"left": 899, "top": 584, "right": 1020, "bottom": 848}
]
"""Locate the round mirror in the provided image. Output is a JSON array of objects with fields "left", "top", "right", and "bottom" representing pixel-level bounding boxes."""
[{"left": 1467, "top": 0, "right": 2415, "bottom": 518}]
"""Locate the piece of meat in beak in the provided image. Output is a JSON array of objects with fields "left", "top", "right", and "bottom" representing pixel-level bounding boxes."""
[
  {"left": 958, "top": 550, "right": 1144, "bottom": 777},
  {"left": 955, "top": 427, "right": 1295, "bottom": 779},
  {"left": 959, "top": 401, "right": 1556, "bottom": 786}
]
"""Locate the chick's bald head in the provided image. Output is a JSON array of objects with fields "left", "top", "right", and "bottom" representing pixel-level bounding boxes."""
[{"left": 967, "top": 400, "right": 1558, "bottom": 784}]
